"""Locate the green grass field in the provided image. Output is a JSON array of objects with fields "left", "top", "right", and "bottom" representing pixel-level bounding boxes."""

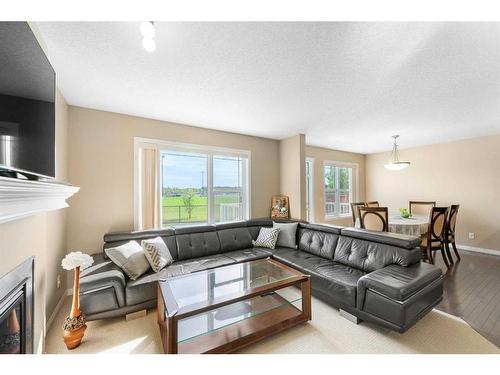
[{"left": 162, "top": 194, "right": 241, "bottom": 223}]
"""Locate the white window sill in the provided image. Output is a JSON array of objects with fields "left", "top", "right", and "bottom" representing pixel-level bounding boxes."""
[{"left": 324, "top": 214, "right": 351, "bottom": 220}]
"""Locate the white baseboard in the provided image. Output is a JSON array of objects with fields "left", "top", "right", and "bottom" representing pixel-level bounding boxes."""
[
  {"left": 457, "top": 244, "right": 500, "bottom": 257},
  {"left": 46, "top": 289, "right": 70, "bottom": 331}
]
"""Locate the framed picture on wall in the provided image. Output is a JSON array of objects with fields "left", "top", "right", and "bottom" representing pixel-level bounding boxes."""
[{"left": 271, "top": 195, "right": 290, "bottom": 219}]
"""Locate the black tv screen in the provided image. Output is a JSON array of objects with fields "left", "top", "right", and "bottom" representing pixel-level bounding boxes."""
[{"left": 0, "top": 22, "right": 55, "bottom": 179}]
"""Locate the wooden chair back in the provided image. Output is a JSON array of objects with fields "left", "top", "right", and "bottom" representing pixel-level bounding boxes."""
[
  {"left": 350, "top": 202, "right": 366, "bottom": 226},
  {"left": 428, "top": 206, "right": 449, "bottom": 244},
  {"left": 446, "top": 204, "right": 460, "bottom": 239},
  {"left": 359, "top": 207, "right": 389, "bottom": 232},
  {"left": 366, "top": 201, "right": 379, "bottom": 207},
  {"left": 409, "top": 201, "right": 436, "bottom": 217}
]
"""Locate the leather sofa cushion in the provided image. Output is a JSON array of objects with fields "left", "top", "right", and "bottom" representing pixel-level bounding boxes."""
[
  {"left": 357, "top": 263, "right": 442, "bottom": 304},
  {"left": 272, "top": 248, "right": 333, "bottom": 272},
  {"left": 334, "top": 236, "right": 422, "bottom": 272},
  {"left": 104, "top": 228, "right": 175, "bottom": 243},
  {"left": 246, "top": 218, "right": 273, "bottom": 239},
  {"left": 81, "top": 252, "right": 124, "bottom": 277},
  {"left": 174, "top": 224, "right": 217, "bottom": 235},
  {"left": 223, "top": 248, "right": 272, "bottom": 262},
  {"left": 217, "top": 227, "right": 253, "bottom": 252},
  {"left": 176, "top": 231, "right": 221, "bottom": 261},
  {"left": 297, "top": 228, "right": 339, "bottom": 259},
  {"left": 272, "top": 248, "right": 364, "bottom": 307},
  {"left": 103, "top": 230, "right": 178, "bottom": 260},
  {"left": 79, "top": 252, "right": 127, "bottom": 310},
  {"left": 341, "top": 227, "right": 421, "bottom": 249},
  {"left": 80, "top": 269, "right": 127, "bottom": 308},
  {"left": 311, "top": 262, "right": 366, "bottom": 307},
  {"left": 299, "top": 222, "right": 343, "bottom": 235},
  {"left": 125, "top": 254, "right": 235, "bottom": 306},
  {"left": 215, "top": 221, "right": 247, "bottom": 230}
]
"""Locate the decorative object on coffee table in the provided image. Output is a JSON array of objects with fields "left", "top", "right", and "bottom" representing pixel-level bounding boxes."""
[
  {"left": 271, "top": 195, "right": 289, "bottom": 219},
  {"left": 61, "top": 251, "right": 94, "bottom": 350}
]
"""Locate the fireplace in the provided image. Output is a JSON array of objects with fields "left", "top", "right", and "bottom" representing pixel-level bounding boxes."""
[{"left": 0, "top": 257, "right": 34, "bottom": 354}]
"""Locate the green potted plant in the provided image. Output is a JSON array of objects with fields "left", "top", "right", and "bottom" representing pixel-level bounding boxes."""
[{"left": 399, "top": 208, "right": 412, "bottom": 218}]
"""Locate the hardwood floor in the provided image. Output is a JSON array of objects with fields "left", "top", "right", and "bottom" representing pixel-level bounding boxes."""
[{"left": 434, "top": 249, "right": 500, "bottom": 347}]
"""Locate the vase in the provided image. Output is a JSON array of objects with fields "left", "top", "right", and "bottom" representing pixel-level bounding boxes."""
[{"left": 62, "top": 266, "right": 87, "bottom": 350}]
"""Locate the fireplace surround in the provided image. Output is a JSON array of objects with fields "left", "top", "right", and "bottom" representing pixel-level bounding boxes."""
[{"left": 0, "top": 257, "right": 34, "bottom": 354}]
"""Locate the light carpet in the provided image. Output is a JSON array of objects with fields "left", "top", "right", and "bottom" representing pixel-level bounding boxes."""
[{"left": 45, "top": 296, "right": 499, "bottom": 354}]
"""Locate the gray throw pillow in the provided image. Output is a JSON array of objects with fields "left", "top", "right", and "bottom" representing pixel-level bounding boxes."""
[
  {"left": 252, "top": 227, "right": 281, "bottom": 249},
  {"left": 273, "top": 222, "right": 298, "bottom": 249},
  {"left": 105, "top": 240, "right": 151, "bottom": 280},
  {"left": 141, "top": 236, "right": 174, "bottom": 272}
]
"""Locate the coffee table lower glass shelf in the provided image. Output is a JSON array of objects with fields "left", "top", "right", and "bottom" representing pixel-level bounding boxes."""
[{"left": 157, "top": 258, "right": 311, "bottom": 354}]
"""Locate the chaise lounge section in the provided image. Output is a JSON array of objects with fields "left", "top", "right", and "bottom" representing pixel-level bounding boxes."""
[{"left": 79, "top": 219, "right": 443, "bottom": 332}]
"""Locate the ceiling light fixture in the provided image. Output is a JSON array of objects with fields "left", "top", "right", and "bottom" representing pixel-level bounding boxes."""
[
  {"left": 140, "top": 21, "right": 156, "bottom": 52},
  {"left": 142, "top": 37, "right": 156, "bottom": 52},
  {"left": 384, "top": 135, "right": 411, "bottom": 170},
  {"left": 140, "top": 21, "right": 155, "bottom": 38}
]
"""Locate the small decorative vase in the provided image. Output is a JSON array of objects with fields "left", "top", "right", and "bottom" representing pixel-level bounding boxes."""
[{"left": 62, "top": 266, "right": 87, "bottom": 350}]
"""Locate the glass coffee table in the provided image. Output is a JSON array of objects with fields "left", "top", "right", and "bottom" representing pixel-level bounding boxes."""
[{"left": 157, "top": 257, "right": 311, "bottom": 354}]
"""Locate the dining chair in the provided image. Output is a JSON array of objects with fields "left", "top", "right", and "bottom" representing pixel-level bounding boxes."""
[
  {"left": 421, "top": 206, "right": 450, "bottom": 268},
  {"left": 444, "top": 204, "right": 460, "bottom": 264},
  {"left": 409, "top": 201, "right": 436, "bottom": 217},
  {"left": 359, "top": 206, "right": 389, "bottom": 232},
  {"left": 366, "top": 201, "right": 379, "bottom": 207},
  {"left": 350, "top": 202, "right": 366, "bottom": 227}
]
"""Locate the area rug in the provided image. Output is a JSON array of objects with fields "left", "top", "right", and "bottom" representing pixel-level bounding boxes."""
[{"left": 45, "top": 296, "right": 499, "bottom": 354}]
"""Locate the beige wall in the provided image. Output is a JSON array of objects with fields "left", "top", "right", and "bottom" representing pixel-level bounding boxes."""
[
  {"left": 366, "top": 135, "right": 500, "bottom": 253},
  {"left": 46, "top": 89, "right": 69, "bottom": 315},
  {"left": 306, "top": 146, "right": 366, "bottom": 227},
  {"left": 0, "top": 89, "right": 69, "bottom": 353},
  {"left": 279, "top": 134, "right": 306, "bottom": 220},
  {"left": 66, "top": 107, "right": 281, "bottom": 254}
]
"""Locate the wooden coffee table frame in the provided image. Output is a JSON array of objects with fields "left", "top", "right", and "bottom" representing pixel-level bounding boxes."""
[{"left": 157, "top": 258, "right": 311, "bottom": 354}]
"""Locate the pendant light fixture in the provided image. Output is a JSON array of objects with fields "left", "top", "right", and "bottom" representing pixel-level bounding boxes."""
[
  {"left": 140, "top": 21, "right": 156, "bottom": 52},
  {"left": 384, "top": 135, "right": 411, "bottom": 170}
]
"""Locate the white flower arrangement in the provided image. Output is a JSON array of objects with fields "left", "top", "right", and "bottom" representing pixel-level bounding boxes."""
[{"left": 61, "top": 251, "right": 94, "bottom": 271}]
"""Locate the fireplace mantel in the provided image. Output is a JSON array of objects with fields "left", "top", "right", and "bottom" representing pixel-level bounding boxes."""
[{"left": 0, "top": 176, "right": 79, "bottom": 224}]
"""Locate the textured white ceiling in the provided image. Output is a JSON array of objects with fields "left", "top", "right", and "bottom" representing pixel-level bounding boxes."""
[{"left": 36, "top": 22, "right": 500, "bottom": 154}]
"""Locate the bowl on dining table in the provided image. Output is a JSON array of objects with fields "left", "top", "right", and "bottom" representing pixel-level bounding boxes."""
[{"left": 399, "top": 208, "right": 412, "bottom": 219}]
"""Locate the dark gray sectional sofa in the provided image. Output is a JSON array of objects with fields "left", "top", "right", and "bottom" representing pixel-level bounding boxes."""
[{"left": 79, "top": 219, "right": 443, "bottom": 332}]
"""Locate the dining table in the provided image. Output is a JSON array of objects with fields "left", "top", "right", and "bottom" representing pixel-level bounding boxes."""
[{"left": 388, "top": 214, "right": 429, "bottom": 237}]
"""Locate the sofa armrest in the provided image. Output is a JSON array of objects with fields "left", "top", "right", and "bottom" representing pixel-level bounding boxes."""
[
  {"left": 357, "top": 263, "right": 442, "bottom": 306},
  {"left": 80, "top": 270, "right": 127, "bottom": 307}
]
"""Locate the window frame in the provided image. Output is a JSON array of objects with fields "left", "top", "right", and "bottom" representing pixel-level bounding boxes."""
[
  {"left": 134, "top": 137, "right": 251, "bottom": 229},
  {"left": 305, "top": 157, "right": 314, "bottom": 222},
  {"left": 323, "top": 160, "right": 359, "bottom": 220}
]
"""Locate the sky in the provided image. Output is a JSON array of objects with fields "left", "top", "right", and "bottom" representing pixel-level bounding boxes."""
[{"left": 161, "top": 152, "right": 243, "bottom": 189}]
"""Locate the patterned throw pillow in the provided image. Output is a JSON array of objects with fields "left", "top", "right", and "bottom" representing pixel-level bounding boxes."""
[
  {"left": 252, "top": 227, "right": 281, "bottom": 249},
  {"left": 141, "top": 236, "right": 174, "bottom": 272}
]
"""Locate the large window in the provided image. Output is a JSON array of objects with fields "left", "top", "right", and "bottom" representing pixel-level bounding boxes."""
[
  {"left": 158, "top": 143, "right": 249, "bottom": 226},
  {"left": 324, "top": 162, "right": 357, "bottom": 218},
  {"left": 161, "top": 151, "right": 209, "bottom": 224}
]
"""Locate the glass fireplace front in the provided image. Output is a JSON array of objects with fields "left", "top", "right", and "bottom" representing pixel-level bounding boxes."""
[
  {"left": 0, "top": 257, "right": 34, "bottom": 354},
  {"left": 0, "top": 291, "right": 24, "bottom": 354}
]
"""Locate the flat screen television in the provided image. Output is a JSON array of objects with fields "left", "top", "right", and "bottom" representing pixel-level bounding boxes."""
[{"left": 0, "top": 22, "right": 56, "bottom": 179}]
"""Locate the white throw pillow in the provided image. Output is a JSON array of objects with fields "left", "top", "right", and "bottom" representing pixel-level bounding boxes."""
[
  {"left": 273, "top": 221, "right": 298, "bottom": 249},
  {"left": 105, "top": 240, "right": 151, "bottom": 280},
  {"left": 252, "top": 227, "right": 281, "bottom": 249},
  {"left": 141, "top": 236, "right": 174, "bottom": 272}
]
